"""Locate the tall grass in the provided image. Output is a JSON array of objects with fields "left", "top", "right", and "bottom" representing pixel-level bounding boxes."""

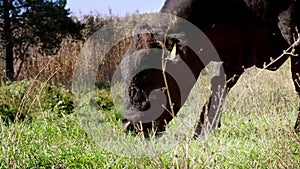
[{"left": 0, "top": 12, "right": 131, "bottom": 87}]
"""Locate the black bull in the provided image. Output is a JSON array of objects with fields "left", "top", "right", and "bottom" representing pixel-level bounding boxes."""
[{"left": 121, "top": 0, "right": 300, "bottom": 136}]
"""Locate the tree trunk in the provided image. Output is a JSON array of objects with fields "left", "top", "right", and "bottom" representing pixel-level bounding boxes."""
[{"left": 3, "top": 0, "right": 15, "bottom": 81}]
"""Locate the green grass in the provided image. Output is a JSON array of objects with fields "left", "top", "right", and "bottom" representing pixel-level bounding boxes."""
[{"left": 1, "top": 61, "right": 300, "bottom": 168}]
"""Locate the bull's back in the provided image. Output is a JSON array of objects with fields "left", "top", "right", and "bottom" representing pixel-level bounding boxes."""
[
  {"left": 160, "top": 0, "right": 293, "bottom": 71},
  {"left": 160, "top": 0, "right": 292, "bottom": 25}
]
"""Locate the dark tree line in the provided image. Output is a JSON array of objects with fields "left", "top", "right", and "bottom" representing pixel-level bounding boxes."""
[{"left": 0, "top": 0, "right": 84, "bottom": 81}]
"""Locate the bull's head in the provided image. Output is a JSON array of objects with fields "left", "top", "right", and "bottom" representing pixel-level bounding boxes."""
[{"left": 120, "top": 23, "right": 203, "bottom": 135}]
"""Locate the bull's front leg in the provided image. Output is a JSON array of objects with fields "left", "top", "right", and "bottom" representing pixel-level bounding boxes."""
[
  {"left": 194, "top": 71, "right": 241, "bottom": 137},
  {"left": 291, "top": 56, "right": 300, "bottom": 133}
]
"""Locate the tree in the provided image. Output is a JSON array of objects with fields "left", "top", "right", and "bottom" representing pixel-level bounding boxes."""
[{"left": 0, "top": 0, "right": 84, "bottom": 81}]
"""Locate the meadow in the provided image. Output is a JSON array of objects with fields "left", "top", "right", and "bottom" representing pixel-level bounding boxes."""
[{"left": 0, "top": 13, "right": 299, "bottom": 168}]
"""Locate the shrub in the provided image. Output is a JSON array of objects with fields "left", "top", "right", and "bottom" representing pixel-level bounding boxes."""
[
  {"left": 0, "top": 79, "right": 74, "bottom": 124},
  {"left": 94, "top": 87, "right": 122, "bottom": 124}
]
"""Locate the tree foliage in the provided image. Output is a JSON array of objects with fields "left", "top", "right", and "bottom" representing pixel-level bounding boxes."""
[{"left": 0, "top": 0, "right": 84, "bottom": 81}]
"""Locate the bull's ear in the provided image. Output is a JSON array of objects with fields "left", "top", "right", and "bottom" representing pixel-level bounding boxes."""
[{"left": 126, "top": 23, "right": 157, "bottom": 54}]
